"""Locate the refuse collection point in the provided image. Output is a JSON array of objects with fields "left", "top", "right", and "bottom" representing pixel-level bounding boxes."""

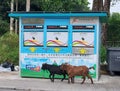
[{"left": 9, "top": 11, "right": 107, "bottom": 80}]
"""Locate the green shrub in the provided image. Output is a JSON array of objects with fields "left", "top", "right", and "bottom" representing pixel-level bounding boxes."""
[
  {"left": 0, "top": 32, "right": 19, "bottom": 65},
  {"left": 100, "top": 45, "right": 107, "bottom": 64}
]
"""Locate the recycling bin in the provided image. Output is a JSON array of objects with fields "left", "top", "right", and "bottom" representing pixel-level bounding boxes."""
[{"left": 107, "top": 47, "right": 120, "bottom": 75}]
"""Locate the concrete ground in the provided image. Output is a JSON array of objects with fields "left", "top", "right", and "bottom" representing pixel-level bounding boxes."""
[{"left": 0, "top": 71, "right": 120, "bottom": 91}]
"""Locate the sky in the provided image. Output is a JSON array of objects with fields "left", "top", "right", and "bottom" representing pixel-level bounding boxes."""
[{"left": 88, "top": 0, "right": 120, "bottom": 14}]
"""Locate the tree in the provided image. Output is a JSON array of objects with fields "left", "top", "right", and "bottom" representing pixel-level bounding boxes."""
[
  {"left": 39, "top": 0, "right": 89, "bottom": 11},
  {"left": 92, "top": 0, "right": 120, "bottom": 45},
  {"left": 0, "top": 0, "right": 10, "bottom": 35},
  {"left": 92, "top": 0, "right": 103, "bottom": 11},
  {"left": 107, "top": 13, "right": 120, "bottom": 41},
  {"left": 0, "top": 0, "right": 10, "bottom": 21},
  {"left": 0, "top": 18, "right": 9, "bottom": 36},
  {"left": 10, "top": 0, "right": 14, "bottom": 34},
  {"left": 15, "top": 0, "right": 18, "bottom": 34},
  {"left": 92, "top": 0, "right": 111, "bottom": 15},
  {"left": 26, "top": 0, "right": 30, "bottom": 12}
]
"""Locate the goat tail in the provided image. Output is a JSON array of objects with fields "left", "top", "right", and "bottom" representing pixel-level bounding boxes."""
[{"left": 89, "top": 66, "right": 95, "bottom": 70}]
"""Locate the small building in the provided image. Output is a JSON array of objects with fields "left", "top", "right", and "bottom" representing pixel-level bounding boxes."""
[{"left": 9, "top": 12, "right": 107, "bottom": 80}]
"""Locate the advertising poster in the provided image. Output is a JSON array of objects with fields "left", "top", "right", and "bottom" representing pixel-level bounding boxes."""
[
  {"left": 72, "top": 32, "right": 94, "bottom": 47},
  {"left": 72, "top": 32, "right": 94, "bottom": 55},
  {"left": 47, "top": 32, "right": 68, "bottom": 47},
  {"left": 24, "top": 32, "right": 43, "bottom": 46}
]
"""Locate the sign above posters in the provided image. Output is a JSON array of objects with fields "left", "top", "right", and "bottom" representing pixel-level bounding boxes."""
[
  {"left": 73, "top": 25, "right": 94, "bottom": 30},
  {"left": 47, "top": 25, "right": 68, "bottom": 29},
  {"left": 22, "top": 18, "right": 44, "bottom": 24},
  {"left": 24, "top": 25, "right": 43, "bottom": 29},
  {"left": 70, "top": 17, "right": 98, "bottom": 24}
]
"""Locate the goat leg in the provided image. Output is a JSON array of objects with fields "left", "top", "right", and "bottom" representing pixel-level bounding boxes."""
[
  {"left": 87, "top": 74, "right": 93, "bottom": 84},
  {"left": 52, "top": 74, "right": 55, "bottom": 82},
  {"left": 68, "top": 77, "right": 71, "bottom": 83},
  {"left": 49, "top": 73, "right": 53, "bottom": 82},
  {"left": 68, "top": 75, "right": 73, "bottom": 84},
  {"left": 61, "top": 74, "right": 66, "bottom": 81},
  {"left": 71, "top": 76, "right": 74, "bottom": 83},
  {"left": 81, "top": 76, "right": 86, "bottom": 84}
]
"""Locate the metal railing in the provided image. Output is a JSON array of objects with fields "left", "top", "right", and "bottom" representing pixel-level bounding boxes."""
[{"left": 106, "top": 41, "right": 120, "bottom": 47}]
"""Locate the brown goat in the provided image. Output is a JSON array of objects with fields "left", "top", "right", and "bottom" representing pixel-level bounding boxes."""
[{"left": 60, "top": 63, "right": 94, "bottom": 84}]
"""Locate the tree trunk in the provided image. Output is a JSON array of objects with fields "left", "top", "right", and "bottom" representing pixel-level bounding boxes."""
[
  {"left": 92, "top": 0, "right": 103, "bottom": 11},
  {"left": 15, "top": 0, "right": 18, "bottom": 34},
  {"left": 10, "top": 0, "right": 14, "bottom": 34},
  {"left": 101, "top": 23, "right": 108, "bottom": 46},
  {"left": 98, "top": 0, "right": 103, "bottom": 11},
  {"left": 92, "top": 0, "right": 110, "bottom": 46},
  {"left": 101, "top": 0, "right": 110, "bottom": 46},
  {"left": 104, "top": 0, "right": 111, "bottom": 15},
  {"left": 92, "top": 0, "right": 98, "bottom": 11},
  {"left": 26, "top": 0, "right": 30, "bottom": 12}
]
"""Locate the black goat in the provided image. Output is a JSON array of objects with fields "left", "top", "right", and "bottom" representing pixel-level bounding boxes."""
[{"left": 41, "top": 63, "right": 67, "bottom": 82}]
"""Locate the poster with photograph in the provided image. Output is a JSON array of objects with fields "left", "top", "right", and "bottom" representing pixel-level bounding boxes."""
[
  {"left": 24, "top": 32, "right": 43, "bottom": 46},
  {"left": 47, "top": 32, "right": 68, "bottom": 47}
]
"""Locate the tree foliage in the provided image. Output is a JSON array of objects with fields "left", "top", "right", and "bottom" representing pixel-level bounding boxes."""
[
  {"left": 0, "top": 17, "right": 9, "bottom": 36},
  {"left": 39, "top": 0, "right": 89, "bottom": 11},
  {"left": 16, "top": 0, "right": 89, "bottom": 11},
  {"left": 107, "top": 13, "right": 120, "bottom": 41},
  {"left": 0, "top": 0, "right": 10, "bottom": 20},
  {"left": 0, "top": 0, "right": 10, "bottom": 35}
]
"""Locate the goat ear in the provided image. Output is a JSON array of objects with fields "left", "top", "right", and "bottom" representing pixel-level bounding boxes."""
[
  {"left": 43, "top": 63, "right": 46, "bottom": 65},
  {"left": 64, "top": 62, "right": 68, "bottom": 65}
]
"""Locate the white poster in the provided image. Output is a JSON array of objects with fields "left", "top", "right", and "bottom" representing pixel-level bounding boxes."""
[
  {"left": 72, "top": 32, "right": 94, "bottom": 47},
  {"left": 24, "top": 32, "right": 43, "bottom": 46},
  {"left": 47, "top": 32, "right": 68, "bottom": 47}
]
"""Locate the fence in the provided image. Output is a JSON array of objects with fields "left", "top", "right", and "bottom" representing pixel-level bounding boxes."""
[{"left": 106, "top": 41, "right": 120, "bottom": 47}]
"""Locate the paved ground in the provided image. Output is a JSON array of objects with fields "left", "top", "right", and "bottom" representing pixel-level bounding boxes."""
[{"left": 0, "top": 71, "right": 120, "bottom": 91}]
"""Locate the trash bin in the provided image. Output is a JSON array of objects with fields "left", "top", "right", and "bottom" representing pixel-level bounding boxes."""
[{"left": 107, "top": 47, "right": 120, "bottom": 75}]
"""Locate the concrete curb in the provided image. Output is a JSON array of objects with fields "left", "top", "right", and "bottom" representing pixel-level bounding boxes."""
[
  {"left": 0, "top": 87, "right": 27, "bottom": 91},
  {"left": 0, "top": 87, "right": 50, "bottom": 91}
]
